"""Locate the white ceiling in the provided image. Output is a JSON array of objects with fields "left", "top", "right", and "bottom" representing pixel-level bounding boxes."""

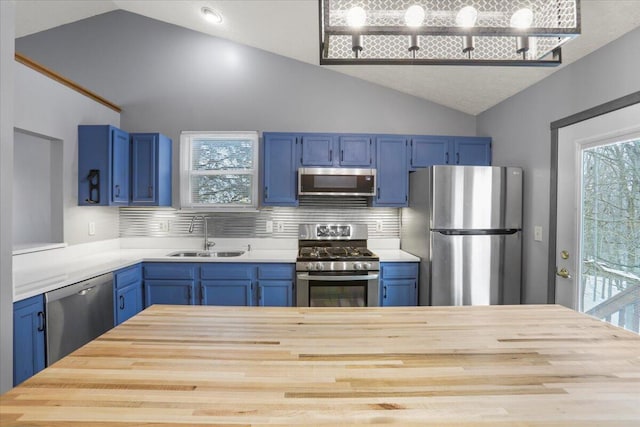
[{"left": 14, "top": 0, "right": 640, "bottom": 115}]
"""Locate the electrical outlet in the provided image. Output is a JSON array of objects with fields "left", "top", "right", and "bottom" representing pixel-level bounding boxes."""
[
  {"left": 375, "top": 220, "right": 383, "bottom": 232},
  {"left": 159, "top": 221, "right": 169, "bottom": 232},
  {"left": 276, "top": 222, "right": 285, "bottom": 232},
  {"left": 88, "top": 222, "right": 96, "bottom": 236},
  {"left": 266, "top": 220, "right": 273, "bottom": 233},
  {"left": 534, "top": 226, "right": 543, "bottom": 242}
]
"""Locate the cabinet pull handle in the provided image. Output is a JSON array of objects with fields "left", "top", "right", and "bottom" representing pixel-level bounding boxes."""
[
  {"left": 148, "top": 185, "right": 153, "bottom": 197},
  {"left": 341, "top": 150, "right": 344, "bottom": 162},
  {"left": 258, "top": 286, "right": 262, "bottom": 304},
  {"left": 329, "top": 150, "right": 333, "bottom": 162},
  {"left": 265, "top": 186, "right": 269, "bottom": 199},
  {"left": 456, "top": 152, "right": 460, "bottom": 164},
  {"left": 383, "top": 285, "right": 387, "bottom": 299},
  {"left": 37, "top": 312, "right": 45, "bottom": 332},
  {"left": 115, "top": 184, "right": 120, "bottom": 197},
  {"left": 445, "top": 152, "right": 449, "bottom": 164},
  {"left": 377, "top": 187, "right": 380, "bottom": 200},
  {"left": 119, "top": 295, "right": 125, "bottom": 310},
  {"left": 188, "top": 287, "right": 192, "bottom": 302}
]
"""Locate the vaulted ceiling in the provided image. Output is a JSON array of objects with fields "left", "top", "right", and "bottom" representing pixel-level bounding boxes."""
[{"left": 14, "top": 1, "right": 640, "bottom": 115}]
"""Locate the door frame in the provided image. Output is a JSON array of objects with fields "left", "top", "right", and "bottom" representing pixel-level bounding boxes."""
[{"left": 548, "top": 91, "right": 640, "bottom": 303}]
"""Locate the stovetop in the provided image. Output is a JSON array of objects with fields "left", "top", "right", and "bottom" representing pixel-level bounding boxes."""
[{"left": 298, "top": 246, "right": 377, "bottom": 261}]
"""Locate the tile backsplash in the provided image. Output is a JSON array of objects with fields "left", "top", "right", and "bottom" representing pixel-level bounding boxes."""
[{"left": 119, "top": 199, "right": 399, "bottom": 239}]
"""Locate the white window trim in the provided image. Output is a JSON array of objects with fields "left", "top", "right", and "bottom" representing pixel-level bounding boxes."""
[{"left": 179, "top": 131, "right": 259, "bottom": 211}]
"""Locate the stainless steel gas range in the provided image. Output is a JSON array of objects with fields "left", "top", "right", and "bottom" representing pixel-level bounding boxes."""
[{"left": 296, "top": 224, "right": 380, "bottom": 307}]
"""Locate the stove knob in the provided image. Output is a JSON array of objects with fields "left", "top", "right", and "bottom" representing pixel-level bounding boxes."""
[
  {"left": 306, "top": 263, "right": 315, "bottom": 271},
  {"left": 315, "top": 262, "right": 324, "bottom": 271},
  {"left": 353, "top": 262, "right": 363, "bottom": 270},
  {"left": 363, "top": 263, "right": 372, "bottom": 270}
]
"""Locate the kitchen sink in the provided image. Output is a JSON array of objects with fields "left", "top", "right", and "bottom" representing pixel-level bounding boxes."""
[{"left": 168, "top": 250, "right": 245, "bottom": 258}]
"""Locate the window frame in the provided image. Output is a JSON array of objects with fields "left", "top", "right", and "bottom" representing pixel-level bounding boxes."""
[{"left": 179, "top": 131, "right": 259, "bottom": 210}]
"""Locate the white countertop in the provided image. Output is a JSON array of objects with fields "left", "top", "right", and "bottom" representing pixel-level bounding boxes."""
[{"left": 13, "top": 239, "right": 419, "bottom": 302}]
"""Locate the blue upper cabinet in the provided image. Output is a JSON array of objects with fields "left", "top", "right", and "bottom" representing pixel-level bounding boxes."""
[
  {"left": 408, "top": 136, "right": 491, "bottom": 169},
  {"left": 78, "top": 125, "right": 130, "bottom": 206},
  {"left": 13, "top": 295, "right": 46, "bottom": 386},
  {"left": 130, "top": 133, "right": 172, "bottom": 206},
  {"left": 454, "top": 137, "right": 492, "bottom": 166},
  {"left": 408, "top": 136, "right": 451, "bottom": 170},
  {"left": 338, "top": 135, "right": 374, "bottom": 167},
  {"left": 373, "top": 136, "right": 408, "bottom": 207},
  {"left": 262, "top": 133, "right": 299, "bottom": 206},
  {"left": 300, "top": 134, "right": 336, "bottom": 166}
]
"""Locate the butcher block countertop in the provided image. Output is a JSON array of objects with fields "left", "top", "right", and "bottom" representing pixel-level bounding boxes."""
[{"left": 2, "top": 305, "right": 640, "bottom": 426}]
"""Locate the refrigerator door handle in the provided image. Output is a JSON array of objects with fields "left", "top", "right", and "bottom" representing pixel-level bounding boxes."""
[{"left": 434, "top": 229, "right": 520, "bottom": 236}]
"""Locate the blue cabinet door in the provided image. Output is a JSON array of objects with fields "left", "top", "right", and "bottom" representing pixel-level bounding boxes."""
[
  {"left": 78, "top": 125, "right": 130, "bottom": 206},
  {"left": 381, "top": 279, "right": 417, "bottom": 306},
  {"left": 380, "top": 263, "right": 419, "bottom": 306},
  {"left": 130, "top": 133, "right": 172, "bottom": 206},
  {"left": 115, "top": 283, "right": 143, "bottom": 325},
  {"left": 258, "top": 280, "right": 293, "bottom": 307},
  {"left": 300, "top": 134, "right": 335, "bottom": 166},
  {"left": 201, "top": 280, "right": 254, "bottom": 306},
  {"left": 373, "top": 136, "right": 408, "bottom": 207},
  {"left": 144, "top": 280, "right": 195, "bottom": 306},
  {"left": 453, "top": 137, "right": 492, "bottom": 165},
  {"left": 409, "top": 136, "right": 451, "bottom": 170},
  {"left": 13, "top": 295, "right": 46, "bottom": 386},
  {"left": 256, "top": 264, "right": 294, "bottom": 307},
  {"left": 339, "top": 135, "right": 374, "bottom": 167},
  {"left": 262, "top": 133, "right": 298, "bottom": 206},
  {"left": 114, "top": 264, "right": 143, "bottom": 325}
]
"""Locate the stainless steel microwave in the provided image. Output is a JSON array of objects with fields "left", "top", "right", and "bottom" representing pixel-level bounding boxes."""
[{"left": 298, "top": 167, "right": 377, "bottom": 196}]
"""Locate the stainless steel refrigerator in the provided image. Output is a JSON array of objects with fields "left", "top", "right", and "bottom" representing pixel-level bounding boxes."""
[{"left": 401, "top": 166, "right": 522, "bottom": 306}]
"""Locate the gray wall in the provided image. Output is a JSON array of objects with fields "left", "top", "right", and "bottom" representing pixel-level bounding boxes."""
[
  {"left": 1, "top": 0, "right": 15, "bottom": 395},
  {"left": 477, "top": 27, "right": 640, "bottom": 304},
  {"left": 15, "top": 10, "right": 476, "bottom": 141}
]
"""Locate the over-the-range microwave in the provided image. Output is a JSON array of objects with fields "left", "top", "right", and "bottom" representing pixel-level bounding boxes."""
[{"left": 298, "top": 167, "right": 377, "bottom": 196}]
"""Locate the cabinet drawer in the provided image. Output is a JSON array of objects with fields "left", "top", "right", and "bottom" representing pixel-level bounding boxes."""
[
  {"left": 115, "top": 264, "right": 141, "bottom": 289},
  {"left": 257, "top": 264, "right": 294, "bottom": 280},
  {"left": 143, "top": 263, "right": 196, "bottom": 280},
  {"left": 381, "top": 263, "right": 419, "bottom": 279},
  {"left": 201, "top": 263, "right": 254, "bottom": 280}
]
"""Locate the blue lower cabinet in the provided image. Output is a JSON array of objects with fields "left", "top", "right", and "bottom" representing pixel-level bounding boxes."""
[
  {"left": 257, "top": 264, "right": 294, "bottom": 307},
  {"left": 201, "top": 264, "right": 256, "bottom": 306},
  {"left": 145, "top": 280, "right": 196, "bottom": 306},
  {"left": 201, "top": 280, "right": 254, "bottom": 306},
  {"left": 114, "top": 264, "right": 143, "bottom": 325},
  {"left": 143, "top": 263, "right": 197, "bottom": 307},
  {"left": 380, "top": 263, "right": 418, "bottom": 306},
  {"left": 13, "top": 295, "right": 46, "bottom": 386}
]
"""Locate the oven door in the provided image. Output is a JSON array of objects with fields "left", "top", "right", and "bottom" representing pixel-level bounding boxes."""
[{"left": 296, "top": 272, "right": 380, "bottom": 307}]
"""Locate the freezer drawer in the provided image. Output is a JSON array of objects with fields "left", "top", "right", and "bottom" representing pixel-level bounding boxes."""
[{"left": 430, "top": 231, "right": 521, "bottom": 306}]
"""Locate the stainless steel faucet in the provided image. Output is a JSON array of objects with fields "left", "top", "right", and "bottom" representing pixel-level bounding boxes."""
[{"left": 188, "top": 215, "right": 215, "bottom": 251}]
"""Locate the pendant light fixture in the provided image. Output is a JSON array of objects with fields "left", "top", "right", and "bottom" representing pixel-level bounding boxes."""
[{"left": 319, "top": 0, "right": 581, "bottom": 66}]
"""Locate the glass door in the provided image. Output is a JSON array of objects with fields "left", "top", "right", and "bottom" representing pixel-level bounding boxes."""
[
  {"left": 555, "top": 102, "right": 640, "bottom": 334},
  {"left": 580, "top": 139, "right": 640, "bottom": 333}
]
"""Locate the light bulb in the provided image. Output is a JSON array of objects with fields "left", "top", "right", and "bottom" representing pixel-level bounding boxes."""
[
  {"left": 510, "top": 8, "right": 533, "bottom": 29},
  {"left": 201, "top": 7, "right": 223, "bottom": 24},
  {"left": 456, "top": 6, "right": 478, "bottom": 28},
  {"left": 347, "top": 6, "right": 367, "bottom": 27},
  {"left": 404, "top": 5, "right": 425, "bottom": 27}
]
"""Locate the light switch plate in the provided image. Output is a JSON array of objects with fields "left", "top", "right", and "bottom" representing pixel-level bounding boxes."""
[
  {"left": 276, "top": 222, "right": 285, "bottom": 232},
  {"left": 375, "top": 220, "right": 383, "bottom": 232},
  {"left": 266, "top": 220, "right": 273, "bottom": 233},
  {"left": 534, "top": 226, "right": 543, "bottom": 242},
  {"left": 88, "top": 222, "right": 96, "bottom": 236}
]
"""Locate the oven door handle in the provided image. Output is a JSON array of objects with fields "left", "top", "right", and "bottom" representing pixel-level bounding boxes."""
[{"left": 296, "top": 273, "right": 379, "bottom": 281}]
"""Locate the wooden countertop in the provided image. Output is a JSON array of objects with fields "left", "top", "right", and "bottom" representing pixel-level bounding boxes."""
[{"left": 2, "top": 304, "right": 640, "bottom": 426}]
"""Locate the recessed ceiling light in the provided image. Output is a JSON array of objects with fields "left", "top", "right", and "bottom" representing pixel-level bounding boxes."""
[{"left": 201, "top": 6, "right": 223, "bottom": 25}]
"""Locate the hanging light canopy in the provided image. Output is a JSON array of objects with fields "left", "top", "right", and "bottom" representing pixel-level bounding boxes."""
[{"left": 319, "top": 0, "right": 581, "bottom": 66}]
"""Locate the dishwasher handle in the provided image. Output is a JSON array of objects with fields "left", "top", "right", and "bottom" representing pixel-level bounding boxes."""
[{"left": 45, "top": 273, "right": 114, "bottom": 303}]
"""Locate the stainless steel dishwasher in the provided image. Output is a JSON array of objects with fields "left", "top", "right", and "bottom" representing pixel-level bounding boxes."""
[{"left": 45, "top": 272, "right": 114, "bottom": 365}]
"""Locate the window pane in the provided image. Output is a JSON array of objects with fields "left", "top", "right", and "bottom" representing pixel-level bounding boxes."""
[
  {"left": 191, "top": 174, "right": 253, "bottom": 205},
  {"left": 192, "top": 139, "right": 253, "bottom": 171},
  {"left": 581, "top": 139, "right": 640, "bottom": 333}
]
